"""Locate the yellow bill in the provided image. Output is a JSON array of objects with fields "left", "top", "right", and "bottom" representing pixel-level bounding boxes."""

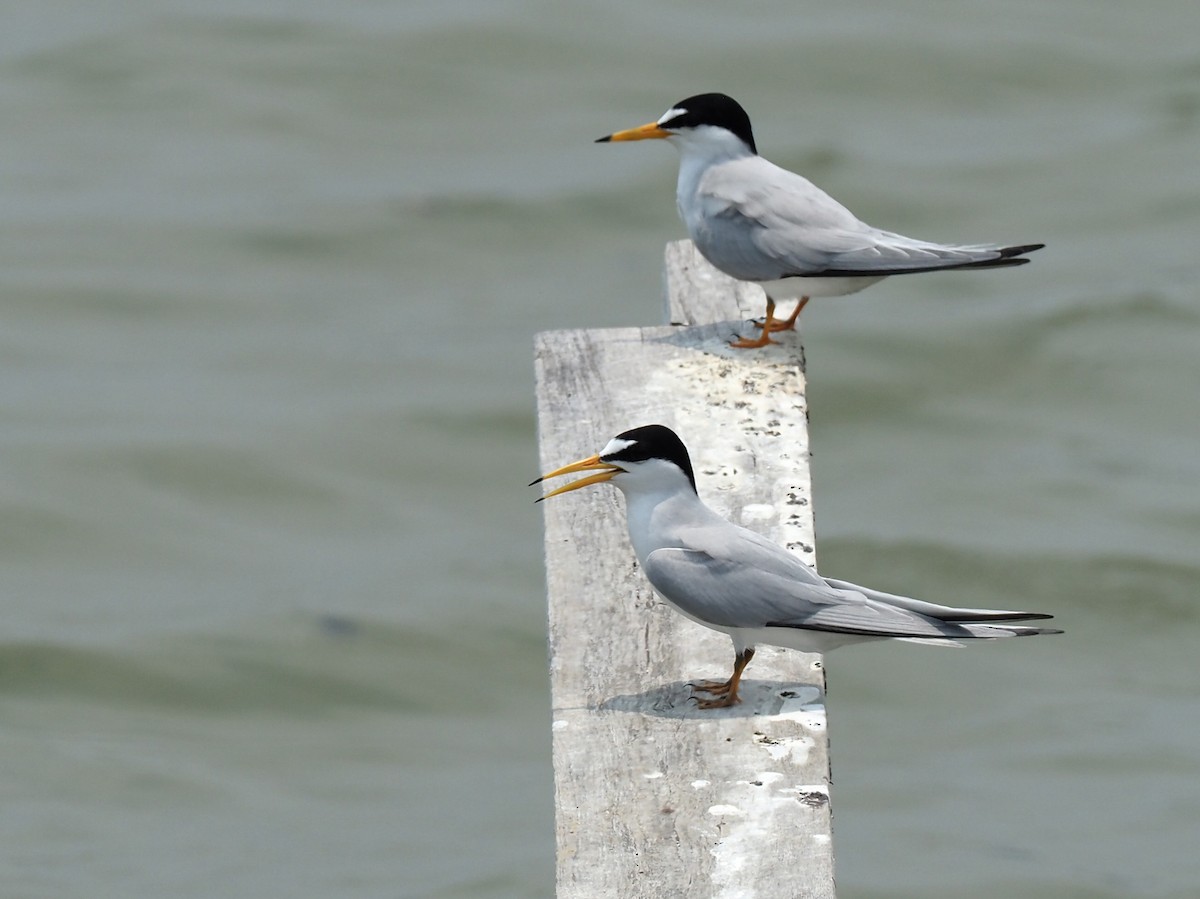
[
  {"left": 530, "top": 454, "right": 622, "bottom": 501},
  {"left": 595, "top": 122, "right": 671, "bottom": 143}
]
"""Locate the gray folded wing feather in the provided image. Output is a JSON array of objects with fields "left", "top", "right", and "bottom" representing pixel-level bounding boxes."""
[
  {"left": 821, "top": 577, "right": 1055, "bottom": 622},
  {"left": 695, "top": 156, "right": 1019, "bottom": 279},
  {"left": 642, "top": 526, "right": 988, "bottom": 640},
  {"left": 642, "top": 546, "right": 843, "bottom": 629}
]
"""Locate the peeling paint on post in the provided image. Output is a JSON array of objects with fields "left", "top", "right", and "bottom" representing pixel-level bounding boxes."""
[{"left": 533, "top": 242, "right": 836, "bottom": 898}]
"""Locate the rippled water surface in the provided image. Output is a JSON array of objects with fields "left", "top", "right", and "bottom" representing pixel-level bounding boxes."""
[{"left": 2, "top": 2, "right": 1199, "bottom": 896}]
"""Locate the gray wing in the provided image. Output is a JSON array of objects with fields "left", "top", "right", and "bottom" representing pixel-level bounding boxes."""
[
  {"left": 642, "top": 545, "right": 845, "bottom": 629},
  {"left": 695, "top": 156, "right": 1039, "bottom": 280},
  {"left": 821, "top": 577, "right": 1055, "bottom": 623},
  {"left": 642, "top": 525, "right": 1009, "bottom": 639}
]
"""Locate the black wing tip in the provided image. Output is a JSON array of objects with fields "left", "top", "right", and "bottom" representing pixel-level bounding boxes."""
[
  {"left": 942, "top": 255, "right": 1032, "bottom": 272},
  {"left": 796, "top": 242, "right": 1046, "bottom": 279},
  {"left": 953, "top": 611, "right": 1057, "bottom": 623},
  {"left": 764, "top": 615, "right": 1063, "bottom": 639},
  {"left": 998, "top": 243, "right": 1045, "bottom": 257},
  {"left": 972, "top": 243, "right": 1046, "bottom": 268}
]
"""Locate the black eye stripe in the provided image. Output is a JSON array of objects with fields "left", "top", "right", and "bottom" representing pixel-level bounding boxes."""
[{"left": 604, "top": 444, "right": 655, "bottom": 463}]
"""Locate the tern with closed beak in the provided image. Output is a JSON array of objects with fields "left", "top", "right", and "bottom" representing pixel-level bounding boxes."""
[
  {"left": 598, "top": 93, "right": 1043, "bottom": 348},
  {"left": 533, "top": 425, "right": 1061, "bottom": 708}
]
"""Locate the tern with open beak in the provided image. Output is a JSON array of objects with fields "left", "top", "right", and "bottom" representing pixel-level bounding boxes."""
[{"left": 533, "top": 425, "right": 1061, "bottom": 708}]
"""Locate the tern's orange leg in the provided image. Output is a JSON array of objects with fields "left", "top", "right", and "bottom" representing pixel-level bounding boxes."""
[
  {"left": 691, "top": 648, "right": 755, "bottom": 709},
  {"left": 756, "top": 296, "right": 809, "bottom": 333},
  {"left": 730, "top": 300, "right": 778, "bottom": 349}
]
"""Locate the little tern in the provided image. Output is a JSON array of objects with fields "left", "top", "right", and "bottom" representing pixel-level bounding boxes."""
[
  {"left": 533, "top": 425, "right": 1061, "bottom": 708},
  {"left": 598, "top": 93, "right": 1044, "bottom": 348}
]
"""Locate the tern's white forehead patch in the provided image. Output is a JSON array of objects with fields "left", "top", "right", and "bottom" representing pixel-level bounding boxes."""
[
  {"left": 657, "top": 106, "right": 685, "bottom": 125},
  {"left": 600, "top": 436, "right": 634, "bottom": 459}
]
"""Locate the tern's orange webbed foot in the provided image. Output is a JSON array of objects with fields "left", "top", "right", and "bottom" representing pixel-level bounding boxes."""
[
  {"left": 689, "top": 678, "right": 733, "bottom": 696},
  {"left": 731, "top": 300, "right": 780, "bottom": 349},
  {"left": 730, "top": 331, "right": 778, "bottom": 349},
  {"left": 689, "top": 647, "right": 754, "bottom": 710},
  {"left": 693, "top": 691, "right": 742, "bottom": 709}
]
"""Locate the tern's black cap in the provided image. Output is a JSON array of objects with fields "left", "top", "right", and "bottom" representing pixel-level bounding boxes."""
[
  {"left": 660, "top": 93, "right": 757, "bottom": 154},
  {"left": 603, "top": 425, "right": 697, "bottom": 493}
]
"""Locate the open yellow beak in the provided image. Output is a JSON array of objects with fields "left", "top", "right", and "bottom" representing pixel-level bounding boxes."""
[
  {"left": 530, "top": 454, "right": 622, "bottom": 501},
  {"left": 596, "top": 121, "right": 672, "bottom": 143}
]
